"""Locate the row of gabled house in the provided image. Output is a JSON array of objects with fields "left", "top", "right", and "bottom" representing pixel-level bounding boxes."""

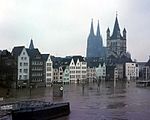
[
  {"left": 9, "top": 40, "right": 89, "bottom": 88},
  {"left": 0, "top": 39, "right": 141, "bottom": 88}
]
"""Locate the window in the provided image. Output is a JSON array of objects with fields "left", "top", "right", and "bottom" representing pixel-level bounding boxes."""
[
  {"left": 47, "top": 73, "right": 51, "bottom": 76},
  {"left": 47, "top": 78, "right": 51, "bottom": 81},
  {"left": 76, "top": 71, "right": 80, "bottom": 73},
  {"left": 82, "top": 67, "right": 86, "bottom": 69},
  {"left": 47, "top": 67, "right": 51, "bottom": 71},
  {"left": 76, "top": 67, "right": 80, "bottom": 69},
  {"left": 24, "top": 69, "right": 28, "bottom": 73},
  {"left": 19, "top": 75, "right": 22, "bottom": 79},
  {"left": 24, "top": 63, "right": 28, "bottom": 66},
  {"left": 24, "top": 75, "right": 27, "bottom": 79},
  {"left": 70, "top": 75, "right": 75, "bottom": 78},
  {"left": 24, "top": 57, "right": 27, "bottom": 60},
  {"left": 47, "top": 63, "right": 51, "bottom": 66},
  {"left": 20, "top": 62, "right": 22, "bottom": 66},
  {"left": 23, "top": 52, "right": 25, "bottom": 55},
  {"left": 20, "top": 69, "right": 22, "bottom": 73}
]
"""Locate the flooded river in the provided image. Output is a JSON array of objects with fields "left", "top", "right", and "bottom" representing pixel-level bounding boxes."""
[{"left": 1, "top": 81, "right": 150, "bottom": 120}]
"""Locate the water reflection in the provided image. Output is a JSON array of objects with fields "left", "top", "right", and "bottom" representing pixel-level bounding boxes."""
[{"left": 1, "top": 81, "right": 150, "bottom": 120}]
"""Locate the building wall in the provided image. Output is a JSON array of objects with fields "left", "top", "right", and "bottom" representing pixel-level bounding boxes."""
[
  {"left": 17, "top": 48, "right": 29, "bottom": 87},
  {"left": 63, "top": 66, "right": 70, "bottom": 83},
  {"left": 69, "top": 59, "right": 76, "bottom": 83},
  {"left": 116, "top": 64, "right": 124, "bottom": 80},
  {"left": 125, "top": 63, "right": 139, "bottom": 80},
  {"left": 87, "top": 67, "right": 96, "bottom": 82},
  {"left": 53, "top": 68, "right": 59, "bottom": 82},
  {"left": 29, "top": 57, "right": 44, "bottom": 87},
  {"left": 96, "top": 63, "right": 106, "bottom": 80},
  {"left": 45, "top": 55, "right": 53, "bottom": 86},
  {"left": 53, "top": 67, "right": 63, "bottom": 82},
  {"left": 107, "top": 39, "right": 126, "bottom": 58},
  {"left": 69, "top": 58, "right": 87, "bottom": 83},
  {"left": 59, "top": 67, "right": 63, "bottom": 82}
]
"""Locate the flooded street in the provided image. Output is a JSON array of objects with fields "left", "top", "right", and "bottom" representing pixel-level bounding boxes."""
[{"left": 1, "top": 81, "right": 150, "bottom": 120}]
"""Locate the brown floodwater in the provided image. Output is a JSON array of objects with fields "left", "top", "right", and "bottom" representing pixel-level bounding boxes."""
[{"left": 1, "top": 81, "right": 150, "bottom": 120}]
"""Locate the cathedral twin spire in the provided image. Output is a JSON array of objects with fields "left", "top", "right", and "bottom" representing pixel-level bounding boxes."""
[{"left": 89, "top": 19, "right": 101, "bottom": 37}]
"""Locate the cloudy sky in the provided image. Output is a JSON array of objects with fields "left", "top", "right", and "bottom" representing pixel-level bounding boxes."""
[{"left": 0, "top": 0, "right": 150, "bottom": 61}]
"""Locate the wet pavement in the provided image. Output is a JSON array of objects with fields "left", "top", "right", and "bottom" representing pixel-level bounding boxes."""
[{"left": 1, "top": 81, "right": 150, "bottom": 120}]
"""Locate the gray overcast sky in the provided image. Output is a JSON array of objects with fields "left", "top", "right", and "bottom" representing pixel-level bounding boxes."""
[{"left": 0, "top": 0, "right": 150, "bottom": 61}]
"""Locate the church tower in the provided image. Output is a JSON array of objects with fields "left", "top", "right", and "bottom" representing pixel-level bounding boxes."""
[
  {"left": 106, "top": 15, "right": 127, "bottom": 59},
  {"left": 86, "top": 19, "right": 104, "bottom": 58}
]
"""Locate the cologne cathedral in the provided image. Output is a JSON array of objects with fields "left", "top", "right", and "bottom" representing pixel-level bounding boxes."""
[{"left": 86, "top": 19, "right": 105, "bottom": 58}]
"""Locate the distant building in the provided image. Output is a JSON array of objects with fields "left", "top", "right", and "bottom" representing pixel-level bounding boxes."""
[
  {"left": 106, "top": 15, "right": 132, "bottom": 64},
  {"left": 42, "top": 54, "right": 53, "bottom": 87},
  {"left": 106, "top": 65, "right": 116, "bottom": 81},
  {"left": 125, "top": 62, "right": 139, "bottom": 80},
  {"left": 27, "top": 39, "right": 45, "bottom": 87},
  {"left": 115, "top": 64, "right": 124, "bottom": 80},
  {"left": 137, "top": 62, "right": 146, "bottom": 79},
  {"left": 96, "top": 63, "right": 106, "bottom": 80},
  {"left": 62, "top": 66, "right": 70, "bottom": 83},
  {"left": 61, "top": 58, "right": 71, "bottom": 83},
  {"left": 143, "top": 58, "right": 150, "bottom": 80},
  {"left": 52, "top": 57, "right": 64, "bottom": 82},
  {"left": 69, "top": 56, "right": 87, "bottom": 83},
  {"left": 86, "top": 57, "right": 103, "bottom": 82},
  {"left": 87, "top": 67, "right": 96, "bottom": 82},
  {"left": 0, "top": 50, "right": 16, "bottom": 88},
  {"left": 12, "top": 46, "right": 30, "bottom": 88},
  {"left": 86, "top": 20, "right": 105, "bottom": 58}
]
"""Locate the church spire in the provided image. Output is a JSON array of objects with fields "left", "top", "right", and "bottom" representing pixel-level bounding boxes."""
[
  {"left": 29, "top": 39, "right": 34, "bottom": 50},
  {"left": 111, "top": 13, "right": 121, "bottom": 39},
  {"left": 90, "top": 19, "right": 95, "bottom": 36},
  {"left": 96, "top": 20, "right": 100, "bottom": 37}
]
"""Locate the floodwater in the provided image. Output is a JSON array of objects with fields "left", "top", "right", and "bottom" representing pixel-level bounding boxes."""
[{"left": 1, "top": 81, "right": 150, "bottom": 120}]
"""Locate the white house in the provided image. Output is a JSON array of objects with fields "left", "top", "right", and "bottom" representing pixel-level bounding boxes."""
[
  {"left": 69, "top": 56, "right": 87, "bottom": 83},
  {"left": 42, "top": 54, "right": 53, "bottom": 87},
  {"left": 12, "top": 46, "right": 30, "bottom": 88},
  {"left": 125, "top": 62, "right": 139, "bottom": 80},
  {"left": 46, "top": 55, "right": 53, "bottom": 86},
  {"left": 96, "top": 63, "right": 106, "bottom": 80}
]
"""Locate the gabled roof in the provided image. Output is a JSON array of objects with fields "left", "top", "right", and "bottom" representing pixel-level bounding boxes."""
[
  {"left": 52, "top": 56, "right": 71, "bottom": 69},
  {"left": 26, "top": 48, "right": 41, "bottom": 59},
  {"left": 72, "top": 56, "right": 85, "bottom": 65},
  {"left": 145, "top": 59, "right": 150, "bottom": 66},
  {"left": 12, "top": 46, "right": 25, "bottom": 57},
  {"left": 42, "top": 54, "right": 49, "bottom": 61}
]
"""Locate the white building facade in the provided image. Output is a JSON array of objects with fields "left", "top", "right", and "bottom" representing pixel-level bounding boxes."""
[
  {"left": 125, "top": 62, "right": 139, "bottom": 80},
  {"left": 12, "top": 46, "right": 30, "bottom": 88},
  {"left": 18, "top": 48, "right": 30, "bottom": 81},
  {"left": 69, "top": 56, "right": 87, "bottom": 83},
  {"left": 96, "top": 63, "right": 106, "bottom": 80},
  {"left": 45, "top": 55, "right": 53, "bottom": 86}
]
